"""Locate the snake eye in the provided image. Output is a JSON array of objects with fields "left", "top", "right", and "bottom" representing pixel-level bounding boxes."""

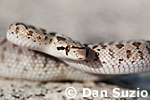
[{"left": 65, "top": 45, "right": 71, "bottom": 55}]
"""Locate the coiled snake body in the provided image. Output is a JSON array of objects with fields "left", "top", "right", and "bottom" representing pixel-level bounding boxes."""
[{"left": 0, "top": 22, "right": 150, "bottom": 81}]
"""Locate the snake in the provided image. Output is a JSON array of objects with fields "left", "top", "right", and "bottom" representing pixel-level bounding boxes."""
[{"left": 0, "top": 22, "right": 150, "bottom": 81}]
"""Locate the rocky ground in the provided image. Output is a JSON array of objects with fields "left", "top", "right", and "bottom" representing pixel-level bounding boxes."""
[{"left": 0, "top": 74, "right": 150, "bottom": 100}]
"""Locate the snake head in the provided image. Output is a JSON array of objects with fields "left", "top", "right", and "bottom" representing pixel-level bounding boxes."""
[{"left": 7, "top": 22, "right": 87, "bottom": 61}]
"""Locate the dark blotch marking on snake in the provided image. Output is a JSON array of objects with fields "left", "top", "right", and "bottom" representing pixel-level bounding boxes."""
[
  {"left": 97, "top": 49, "right": 100, "bottom": 51},
  {"left": 28, "top": 31, "right": 33, "bottom": 36},
  {"left": 16, "top": 22, "right": 36, "bottom": 30},
  {"left": 109, "top": 49, "right": 114, "bottom": 58},
  {"left": 101, "top": 44, "right": 107, "bottom": 49},
  {"left": 43, "top": 57, "right": 48, "bottom": 68},
  {"left": 138, "top": 51, "right": 144, "bottom": 60},
  {"left": 44, "top": 36, "right": 48, "bottom": 40},
  {"left": 16, "top": 22, "right": 28, "bottom": 29},
  {"left": 40, "top": 28, "right": 47, "bottom": 35},
  {"left": 57, "top": 46, "right": 65, "bottom": 50},
  {"left": 132, "top": 42, "right": 141, "bottom": 49},
  {"left": 49, "top": 32, "right": 56, "bottom": 36},
  {"left": 102, "top": 61, "right": 106, "bottom": 64},
  {"left": 49, "top": 39, "right": 52, "bottom": 44},
  {"left": 92, "top": 45, "right": 98, "bottom": 49},
  {"left": 57, "top": 36, "right": 66, "bottom": 41},
  {"left": 126, "top": 50, "right": 132, "bottom": 59},
  {"left": 116, "top": 44, "right": 124, "bottom": 49},
  {"left": 119, "top": 58, "right": 124, "bottom": 64},
  {"left": 40, "top": 28, "right": 46, "bottom": 33},
  {"left": 57, "top": 45, "right": 71, "bottom": 55},
  {"left": 15, "top": 27, "right": 19, "bottom": 34},
  {"left": 72, "top": 46, "right": 85, "bottom": 50},
  {"left": 28, "top": 25, "right": 36, "bottom": 30},
  {"left": 85, "top": 47, "right": 89, "bottom": 58},
  {"left": 33, "top": 40, "right": 36, "bottom": 42},
  {"left": 132, "top": 61, "right": 135, "bottom": 64},
  {"left": 38, "top": 36, "right": 41, "bottom": 39},
  {"left": 146, "top": 46, "right": 150, "bottom": 54}
]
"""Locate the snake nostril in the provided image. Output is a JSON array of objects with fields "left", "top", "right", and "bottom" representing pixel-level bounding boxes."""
[{"left": 57, "top": 36, "right": 66, "bottom": 41}]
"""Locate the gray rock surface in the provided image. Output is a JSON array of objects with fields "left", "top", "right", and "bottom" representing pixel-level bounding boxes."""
[{"left": 0, "top": 77, "right": 149, "bottom": 100}]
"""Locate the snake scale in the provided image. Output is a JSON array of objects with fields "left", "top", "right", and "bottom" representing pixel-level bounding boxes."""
[{"left": 0, "top": 22, "right": 150, "bottom": 81}]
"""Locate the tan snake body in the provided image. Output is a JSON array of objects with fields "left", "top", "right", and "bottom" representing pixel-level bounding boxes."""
[{"left": 1, "top": 22, "right": 150, "bottom": 81}]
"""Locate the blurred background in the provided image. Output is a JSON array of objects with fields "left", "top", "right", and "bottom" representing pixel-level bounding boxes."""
[{"left": 1, "top": 0, "right": 150, "bottom": 43}]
